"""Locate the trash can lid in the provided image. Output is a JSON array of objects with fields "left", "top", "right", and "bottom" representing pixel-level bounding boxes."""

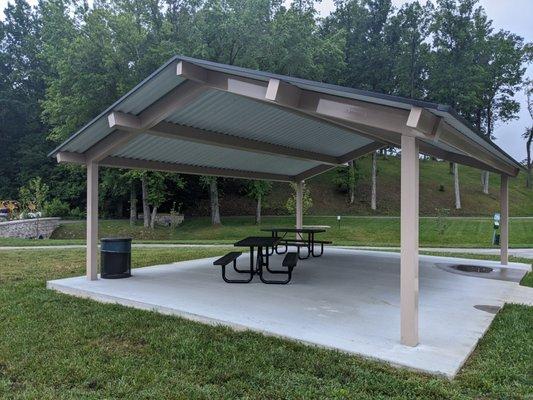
[{"left": 100, "top": 237, "right": 132, "bottom": 242}]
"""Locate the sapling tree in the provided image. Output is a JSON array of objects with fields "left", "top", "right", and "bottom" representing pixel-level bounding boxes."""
[
  {"left": 245, "top": 180, "right": 272, "bottom": 224},
  {"left": 285, "top": 182, "right": 313, "bottom": 215}
]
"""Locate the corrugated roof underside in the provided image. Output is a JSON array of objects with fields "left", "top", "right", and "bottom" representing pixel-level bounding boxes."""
[
  {"left": 166, "top": 90, "right": 373, "bottom": 157},
  {"left": 113, "top": 134, "right": 320, "bottom": 176},
  {"left": 60, "top": 65, "right": 185, "bottom": 153}
]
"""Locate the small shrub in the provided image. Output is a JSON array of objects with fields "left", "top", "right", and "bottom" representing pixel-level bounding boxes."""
[
  {"left": 286, "top": 183, "right": 313, "bottom": 214},
  {"left": 69, "top": 207, "right": 85, "bottom": 219},
  {"left": 44, "top": 198, "right": 71, "bottom": 217}
]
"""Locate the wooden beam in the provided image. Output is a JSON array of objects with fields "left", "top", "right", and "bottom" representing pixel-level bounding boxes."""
[
  {"left": 338, "top": 142, "right": 386, "bottom": 164},
  {"left": 108, "top": 80, "right": 208, "bottom": 133},
  {"left": 293, "top": 142, "right": 385, "bottom": 181},
  {"left": 84, "top": 130, "right": 138, "bottom": 162},
  {"left": 266, "top": 79, "right": 301, "bottom": 108},
  {"left": 99, "top": 156, "right": 292, "bottom": 182},
  {"left": 417, "top": 142, "right": 502, "bottom": 174},
  {"left": 56, "top": 151, "right": 86, "bottom": 164},
  {"left": 406, "top": 106, "right": 441, "bottom": 140}
]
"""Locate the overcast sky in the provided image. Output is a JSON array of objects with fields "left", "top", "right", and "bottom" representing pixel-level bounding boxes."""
[{"left": 1, "top": 0, "right": 531, "bottom": 161}]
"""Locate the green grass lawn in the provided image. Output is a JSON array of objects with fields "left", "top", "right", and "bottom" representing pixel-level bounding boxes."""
[
  {"left": 0, "top": 247, "right": 531, "bottom": 398},
  {"left": 38, "top": 216, "right": 533, "bottom": 248}
]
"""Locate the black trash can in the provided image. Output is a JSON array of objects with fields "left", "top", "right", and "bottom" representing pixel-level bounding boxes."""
[{"left": 101, "top": 237, "right": 132, "bottom": 279}]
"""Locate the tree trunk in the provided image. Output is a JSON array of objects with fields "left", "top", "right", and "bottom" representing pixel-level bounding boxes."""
[
  {"left": 150, "top": 206, "right": 157, "bottom": 229},
  {"left": 255, "top": 193, "right": 262, "bottom": 224},
  {"left": 449, "top": 162, "right": 454, "bottom": 175},
  {"left": 209, "top": 178, "right": 221, "bottom": 225},
  {"left": 141, "top": 175, "right": 150, "bottom": 228},
  {"left": 526, "top": 132, "right": 532, "bottom": 189},
  {"left": 129, "top": 180, "right": 137, "bottom": 226},
  {"left": 349, "top": 160, "right": 356, "bottom": 204},
  {"left": 453, "top": 163, "right": 461, "bottom": 209},
  {"left": 371, "top": 151, "right": 377, "bottom": 210},
  {"left": 481, "top": 171, "right": 490, "bottom": 194}
]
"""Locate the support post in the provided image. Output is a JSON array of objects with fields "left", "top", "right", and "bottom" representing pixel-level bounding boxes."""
[
  {"left": 400, "top": 135, "right": 419, "bottom": 347},
  {"left": 295, "top": 181, "right": 303, "bottom": 238},
  {"left": 86, "top": 161, "right": 99, "bottom": 280},
  {"left": 500, "top": 175, "right": 509, "bottom": 265}
]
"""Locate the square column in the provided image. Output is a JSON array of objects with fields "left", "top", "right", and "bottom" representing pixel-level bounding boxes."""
[
  {"left": 500, "top": 175, "right": 509, "bottom": 265},
  {"left": 295, "top": 181, "right": 304, "bottom": 240},
  {"left": 400, "top": 135, "right": 419, "bottom": 347},
  {"left": 87, "top": 161, "right": 99, "bottom": 280},
  {"left": 295, "top": 181, "right": 303, "bottom": 229}
]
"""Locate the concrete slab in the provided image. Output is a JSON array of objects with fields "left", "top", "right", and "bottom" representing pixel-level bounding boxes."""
[{"left": 47, "top": 248, "right": 531, "bottom": 378}]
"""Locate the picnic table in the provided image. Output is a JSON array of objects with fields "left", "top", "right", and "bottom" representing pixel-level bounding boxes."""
[
  {"left": 212, "top": 236, "right": 298, "bottom": 284},
  {"left": 234, "top": 236, "right": 279, "bottom": 275},
  {"left": 261, "top": 227, "right": 331, "bottom": 259}
]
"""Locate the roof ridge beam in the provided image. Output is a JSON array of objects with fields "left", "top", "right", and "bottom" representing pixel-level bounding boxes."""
[
  {"left": 149, "top": 121, "right": 344, "bottom": 166},
  {"left": 109, "top": 113, "right": 344, "bottom": 165}
]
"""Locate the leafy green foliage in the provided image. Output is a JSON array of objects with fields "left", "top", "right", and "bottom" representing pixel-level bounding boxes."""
[
  {"left": 286, "top": 182, "right": 313, "bottom": 214},
  {"left": 43, "top": 197, "right": 71, "bottom": 217},
  {"left": 18, "top": 176, "right": 49, "bottom": 212},
  {"left": 0, "top": 0, "right": 528, "bottom": 217},
  {"left": 245, "top": 180, "right": 272, "bottom": 201}
]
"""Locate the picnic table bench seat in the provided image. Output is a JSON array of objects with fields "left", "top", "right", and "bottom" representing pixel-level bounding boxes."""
[
  {"left": 282, "top": 252, "right": 298, "bottom": 269},
  {"left": 261, "top": 252, "right": 298, "bottom": 284},
  {"left": 213, "top": 251, "right": 254, "bottom": 284},
  {"left": 213, "top": 252, "right": 242, "bottom": 266}
]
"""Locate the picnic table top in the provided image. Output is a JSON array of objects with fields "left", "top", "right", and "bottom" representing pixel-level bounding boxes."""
[
  {"left": 260, "top": 227, "right": 326, "bottom": 234},
  {"left": 234, "top": 236, "right": 280, "bottom": 247}
]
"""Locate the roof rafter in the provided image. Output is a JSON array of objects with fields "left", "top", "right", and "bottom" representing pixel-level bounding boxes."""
[
  {"left": 294, "top": 142, "right": 386, "bottom": 181},
  {"left": 108, "top": 113, "right": 346, "bottom": 166}
]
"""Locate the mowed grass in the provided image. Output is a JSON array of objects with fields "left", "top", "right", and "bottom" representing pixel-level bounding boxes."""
[
  {"left": 44, "top": 216, "right": 533, "bottom": 248},
  {"left": 0, "top": 248, "right": 532, "bottom": 399}
]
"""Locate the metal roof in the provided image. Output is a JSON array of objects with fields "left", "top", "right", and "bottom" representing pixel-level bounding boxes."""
[{"left": 50, "top": 55, "right": 522, "bottom": 180}]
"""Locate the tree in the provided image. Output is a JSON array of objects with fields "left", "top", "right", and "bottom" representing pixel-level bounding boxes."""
[
  {"left": 0, "top": 0, "right": 52, "bottom": 199},
  {"left": 390, "top": 1, "right": 433, "bottom": 98},
  {"left": 476, "top": 29, "right": 525, "bottom": 194},
  {"left": 452, "top": 163, "right": 461, "bottom": 209},
  {"left": 524, "top": 78, "right": 533, "bottom": 188},
  {"left": 323, "top": 0, "right": 398, "bottom": 92},
  {"left": 200, "top": 176, "right": 221, "bottom": 225},
  {"left": 334, "top": 161, "right": 359, "bottom": 204},
  {"left": 245, "top": 180, "right": 272, "bottom": 224},
  {"left": 19, "top": 176, "right": 49, "bottom": 213},
  {"left": 371, "top": 151, "right": 378, "bottom": 210},
  {"left": 286, "top": 182, "right": 312, "bottom": 215}
]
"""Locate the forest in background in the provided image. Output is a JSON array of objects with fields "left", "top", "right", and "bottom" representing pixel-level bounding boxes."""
[{"left": 1, "top": 0, "right": 531, "bottom": 223}]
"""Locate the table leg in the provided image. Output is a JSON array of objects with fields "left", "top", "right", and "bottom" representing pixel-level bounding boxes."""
[{"left": 250, "top": 246, "right": 254, "bottom": 272}]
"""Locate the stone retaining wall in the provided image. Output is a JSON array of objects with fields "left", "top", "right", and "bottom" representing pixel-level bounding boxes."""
[{"left": 0, "top": 217, "right": 61, "bottom": 239}]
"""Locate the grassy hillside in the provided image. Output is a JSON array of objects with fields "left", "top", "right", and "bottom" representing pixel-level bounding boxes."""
[
  {"left": 47, "top": 216, "right": 533, "bottom": 248},
  {"left": 242, "top": 156, "right": 533, "bottom": 217}
]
